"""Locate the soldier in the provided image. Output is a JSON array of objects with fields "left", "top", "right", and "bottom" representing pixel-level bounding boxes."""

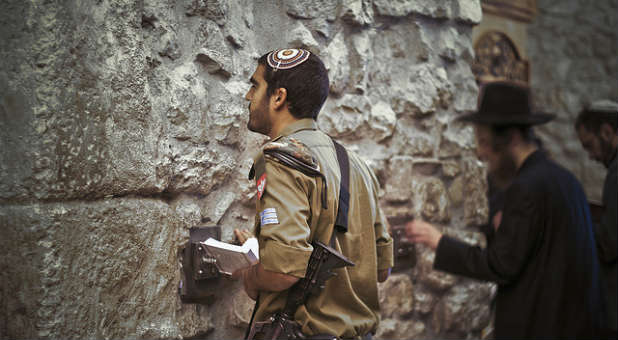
[
  {"left": 406, "top": 82, "right": 606, "bottom": 338},
  {"left": 233, "top": 48, "right": 393, "bottom": 339},
  {"left": 575, "top": 100, "right": 618, "bottom": 338}
]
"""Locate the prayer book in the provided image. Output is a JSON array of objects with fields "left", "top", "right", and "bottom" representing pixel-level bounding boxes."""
[{"left": 200, "top": 237, "right": 259, "bottom": 276}]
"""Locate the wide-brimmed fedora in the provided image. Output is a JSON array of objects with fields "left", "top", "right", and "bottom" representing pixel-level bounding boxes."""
[{"left": 457, "top": 81, "right": 555, "bottom": 126}]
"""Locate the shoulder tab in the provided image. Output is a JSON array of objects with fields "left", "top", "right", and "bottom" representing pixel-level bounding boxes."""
[
  {"left": 262, "top": 136, "right": 321, "bottom": 176},
  {"left": 262, "top": 136, "right": 328, "bottom": 209}
]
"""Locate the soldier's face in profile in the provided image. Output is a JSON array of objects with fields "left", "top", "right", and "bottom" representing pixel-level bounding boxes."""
[{"left": 245, "top": 64, "right": 271, "bottom": 136}]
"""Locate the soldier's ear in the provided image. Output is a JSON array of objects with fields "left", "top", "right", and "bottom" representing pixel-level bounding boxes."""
[{"left": 271, "top": 87, "right": 287, "bottom": 110}]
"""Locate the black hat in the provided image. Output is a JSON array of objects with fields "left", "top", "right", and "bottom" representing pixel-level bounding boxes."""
[{"left": 457, "top": 81, "right": 555, "bottom": 126}]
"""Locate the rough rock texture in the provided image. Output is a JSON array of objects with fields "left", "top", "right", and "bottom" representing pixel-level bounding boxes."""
[
  {"left": 527, "top": 0, "right": 618, "bottom": 202},
  {"left": 1, "top": 0, "right": 496, "bottom": 339}
]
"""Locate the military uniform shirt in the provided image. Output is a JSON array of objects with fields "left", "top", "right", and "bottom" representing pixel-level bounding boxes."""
[{"left": 250, "top": 118, "right": 394, "bottom": 338}]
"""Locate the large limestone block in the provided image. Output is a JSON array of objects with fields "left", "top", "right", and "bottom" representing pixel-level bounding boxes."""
[
  {"left": 0, "top": 198, "right": 221, "bottom": 339},
  {"left": 1, "top": 1, "right": 157, "bottom": 201}
]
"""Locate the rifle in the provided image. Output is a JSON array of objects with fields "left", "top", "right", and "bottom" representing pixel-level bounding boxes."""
[{"left": 246, "top": 241, "right": 354, "bottom": 340}]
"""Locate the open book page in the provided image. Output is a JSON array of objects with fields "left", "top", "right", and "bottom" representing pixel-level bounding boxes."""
[{"left": 201, "top": 237, "right": 259, "bottom": 275}]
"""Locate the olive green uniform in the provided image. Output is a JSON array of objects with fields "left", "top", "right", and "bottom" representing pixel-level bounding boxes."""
[{"left": 250, "top": 118, "right": 394, "bottom": 338}]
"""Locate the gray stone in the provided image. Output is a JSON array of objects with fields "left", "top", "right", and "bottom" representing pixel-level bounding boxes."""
[
  {"left": 287, "top": 22, "right": 320, "bottom": 51},
  {"left": 373, "top": 0, "right": 452, "bottom": 19},
  {"left": 378, "top": 273, "right": 414, "bottom": 318},
  {"left": 383, "top": 156, "right": 414, "bottom": 203},
  {"left": 412, "top": 177, "right": 450, "bottom": 223},
  {"left": 0, "top": 199, "right": 216, "bottom": 339},
  {"left": 375, "top": 318, "right": 426, "bottom": 340},
  {"left": 341, "top": 0, "right": 374, "bottom": 26},
  {"left": 462, "top": 159, "right": 489, "bottom": 227},
  {"left": 322, "top": 31, "right": 350, "bottom": 95},
  {"left": 412, "top": 284, "right": 438, "bottom": 315},
  {"left": 453, "top": 0, "right": 482, "bottom": 24},
  {"left": 186, "top": 0, "right": 228, "bottom": 25},
  {"left": 390, "top": 64, "right": 450, "bottom": 117},
  {"left": 368, "top": 100, "right": 397, "bottom": 142},
  {"left": 431, "top": 281, "right": 493, "bottom": 335},
  {"left": 284, "top": 0, "right": 338, "bottom": 21},
  {"left": 416, "top": 245, "right": 458, "bottom": 291}
]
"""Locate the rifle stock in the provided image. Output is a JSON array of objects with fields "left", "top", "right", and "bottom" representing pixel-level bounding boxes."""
[{"left": 247, "top": 241, "right": 354, "bottom": 340}]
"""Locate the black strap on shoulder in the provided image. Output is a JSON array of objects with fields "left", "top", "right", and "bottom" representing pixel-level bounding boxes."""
[{"left": 331, "top": 139, "right": 350, "bottom": 236}]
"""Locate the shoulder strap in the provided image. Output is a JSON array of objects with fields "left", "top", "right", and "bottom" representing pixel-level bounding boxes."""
[{"left": 330, "top": 138, "right": 350, "bottom": 247}]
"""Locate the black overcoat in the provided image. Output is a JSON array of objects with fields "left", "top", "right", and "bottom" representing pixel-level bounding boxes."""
[{"left": 435, "top": 151, "right": 606, "bottom": 338}]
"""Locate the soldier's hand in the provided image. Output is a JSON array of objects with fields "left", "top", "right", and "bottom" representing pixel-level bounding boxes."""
[
  {"left": 405, "top": 219, "right": 443, "bottom": 250},
  {"left": 234, "top": 228, "right": 252, "bottom": 245}
]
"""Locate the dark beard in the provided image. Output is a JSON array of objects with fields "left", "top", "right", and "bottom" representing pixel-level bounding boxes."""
[{"left": 488, "top": 151, "right": 518, "bottom": 191}]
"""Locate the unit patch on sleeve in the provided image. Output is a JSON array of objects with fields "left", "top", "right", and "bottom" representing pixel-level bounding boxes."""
[
  {"left": 260, "top": 208, "right": 279, "bottom": 226},
  {"left": 256, "top": 173, "right": 266, "bottom": 200}
]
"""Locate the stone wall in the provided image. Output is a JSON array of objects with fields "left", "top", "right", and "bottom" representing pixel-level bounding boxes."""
[
  {"left": 528, "top": 0, "right": 618, "bottom": 202},
  {"left": 0, "top": 0, "right": 495, "bottom": 339}
]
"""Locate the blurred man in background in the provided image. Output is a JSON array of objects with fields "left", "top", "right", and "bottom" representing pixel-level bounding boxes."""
[
  {"left": 576, "top": 100, "right": 617, "bottom": 338},
  {"left": 406, "top": 82, "right": 606, "bottom": 338}
]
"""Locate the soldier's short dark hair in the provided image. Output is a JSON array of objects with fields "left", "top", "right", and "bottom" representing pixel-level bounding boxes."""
[{"left": 258, "top": 51, "right": 329, "bottom": 120}]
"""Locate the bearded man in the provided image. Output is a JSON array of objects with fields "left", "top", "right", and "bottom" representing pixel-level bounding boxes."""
[
  {"left": 406, "top": 82, "right": 606, "bottom": 338},
  {"left": 576, "top": 100, "right": 618, "bottom": 338}
]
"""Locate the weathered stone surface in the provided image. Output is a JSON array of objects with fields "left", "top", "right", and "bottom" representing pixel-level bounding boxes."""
[
  {"left": 378, "top": 273, "right": 414, "bottom": 318},
  {"left": 462, "top": 159, "right": 489, "bottom": 227},
  {"left": 390, "top": 64, "right": 450, "bottom": 117},
  {"left": 341, "top": 0, "right": 374, "bottom": 26},
  {"left": 376, "top": 318, "right": 426, "bottom": 340},
  {"left": 322, "top": 31, "right": 350, "bottom": 95},
  {"left": 383, "top": 156, "right": 414, "bottom": 203},
  {"left": 0, "top": 0, "right": 501, "bottom": 338},
  {"left": 186, "top": 0, "right": 228, "bottom": 25},
  {"left": 412, "top": 177, "right": 450, "bottom": 223},
  {"left": 0, "top": 199, "right": 215, "bottom": 339},
  {"left": 374, "top": 0, "right": 452, "bottom": 19},
  {"left": 228, "top": 288, "right": 256, "bottom": 329},
  {"left": 416, "top": 245, "right": 459, "bottom": 291},
  {"left": 390, "top": 117, "right": 435, "bottom": 158},
  {"left": 284, "top": 0, "right": 338, "bottom": 20},
  {"left": 412, "top": 283, "right": 438, "bottom": 315},
  {"left": 431, "top": 281, "right": 494, "bottom": 336},
  {"left": 453, "top": 0, "right": 483, "bottom": 24},
  {"left": 320, "top": 94, "right": 369, "bottom": 138},
  {"left": 288, "top": 22, "right": 320, "bottom": 51}
]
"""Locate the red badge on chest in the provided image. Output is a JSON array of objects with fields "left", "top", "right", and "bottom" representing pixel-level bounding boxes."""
[{"left": 257, "top": 173, "right": 267, "bottom": 200}]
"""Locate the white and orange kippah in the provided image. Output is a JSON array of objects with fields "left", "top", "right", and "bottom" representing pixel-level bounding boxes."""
[{"left": 266, "top": 48, "right": 311, "bottom": 70}]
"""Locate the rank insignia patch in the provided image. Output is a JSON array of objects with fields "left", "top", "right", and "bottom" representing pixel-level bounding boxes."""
[
  {"left": 260, "top": 208, "right": 279, "bottom": 226},
  {"left": 256, "top": 173, "right": 266, "bottom": 200}
]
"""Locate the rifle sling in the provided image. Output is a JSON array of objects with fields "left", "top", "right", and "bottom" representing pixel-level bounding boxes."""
[{"left": 331, "top": 138, "right": 350, "bottom": 246}]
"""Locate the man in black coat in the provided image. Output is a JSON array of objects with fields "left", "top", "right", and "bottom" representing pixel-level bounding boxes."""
[
  {"left": 406, "top": 82, "right": 606, "bottom": 338},
  {"left": 575, "top": 100, "right": 617, "bottom": 338}
]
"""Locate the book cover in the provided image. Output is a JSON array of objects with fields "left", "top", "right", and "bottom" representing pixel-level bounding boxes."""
[{"left": 200, "top": 237, "right": 259, "bottom": 276}]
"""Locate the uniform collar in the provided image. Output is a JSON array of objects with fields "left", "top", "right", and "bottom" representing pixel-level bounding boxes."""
[{"left": 272, "top": 118, "right": 318, "bottom": 141}]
